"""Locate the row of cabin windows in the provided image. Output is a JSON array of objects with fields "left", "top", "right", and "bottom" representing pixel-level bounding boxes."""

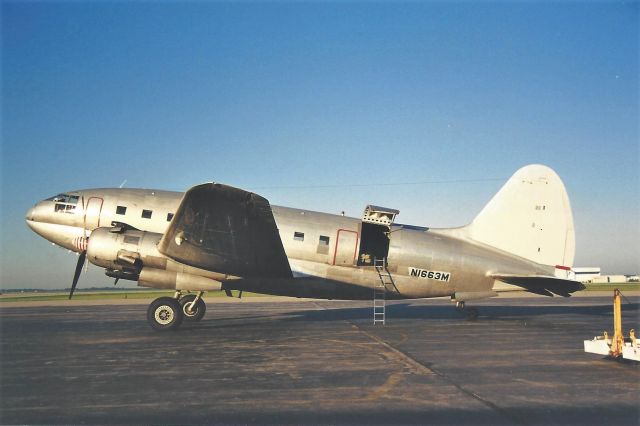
[
  {"left": 116, "top": 205, "right": 174, "bottom": 222},
  {"left": 293, "top": 232, "right": 330, "bottom": 246}
]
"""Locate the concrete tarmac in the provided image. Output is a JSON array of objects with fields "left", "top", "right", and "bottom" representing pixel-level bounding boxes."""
[{"left": 1, "top": 295, "right": 639, "bottom": 425}]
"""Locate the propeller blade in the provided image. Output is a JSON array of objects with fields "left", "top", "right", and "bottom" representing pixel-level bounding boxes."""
[{"left": 69, "top": 251, "right": 86, "bottom": 300}]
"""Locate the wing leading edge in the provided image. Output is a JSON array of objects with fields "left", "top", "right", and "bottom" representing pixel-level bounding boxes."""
[{"left": 158, "top": 183, "right": 292, "bottom": 279}]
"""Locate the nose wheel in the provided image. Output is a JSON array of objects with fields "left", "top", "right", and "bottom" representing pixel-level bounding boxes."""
[{"left": 147, "top": 297, "right": 183, "bottom": 331}]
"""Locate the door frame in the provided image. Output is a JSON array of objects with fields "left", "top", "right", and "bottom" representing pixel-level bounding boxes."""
[{"left": 332, "top": 229, "right": 359, "bottom": 266}]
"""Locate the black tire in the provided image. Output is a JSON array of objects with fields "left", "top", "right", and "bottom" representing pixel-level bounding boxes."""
[
  {"left": 147, "top": 297, "right": 183, "bottom": 331},
  {"left": 179, "top": 294, "right": 206, "bottom": 322}
]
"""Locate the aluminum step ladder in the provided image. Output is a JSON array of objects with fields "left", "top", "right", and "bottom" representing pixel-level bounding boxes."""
[{"left": 373, "top": 258, "right": 394, "bottom": 325}]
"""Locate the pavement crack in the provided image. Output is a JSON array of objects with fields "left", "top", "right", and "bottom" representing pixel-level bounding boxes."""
[{"left": 311, "top": 300, "right": 531, "bottom": 426}]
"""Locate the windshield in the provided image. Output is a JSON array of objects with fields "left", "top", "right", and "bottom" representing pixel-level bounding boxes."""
[{"left": 46, "top": 194, "right": 80, "bottom": 213}]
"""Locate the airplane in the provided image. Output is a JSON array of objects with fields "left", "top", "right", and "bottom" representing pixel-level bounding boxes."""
[{"left": 25, "top": 164, "right": 585, "bottom": 331}]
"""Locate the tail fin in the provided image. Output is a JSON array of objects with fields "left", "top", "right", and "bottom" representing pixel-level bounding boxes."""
[{"left": 464, "top": 164, "right": 575, "bottom": 267}]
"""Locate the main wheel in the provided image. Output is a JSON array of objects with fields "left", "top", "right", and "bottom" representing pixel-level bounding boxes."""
[
  {"left": 179, "top": 294, "right": 206, "bottom": 322},
  {"left": 147, "top": 297, "right": 183, "bottom": 331}
]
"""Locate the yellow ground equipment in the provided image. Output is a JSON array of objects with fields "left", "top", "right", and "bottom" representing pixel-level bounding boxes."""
[{"left": 584, "top": 289, "right": 639, "bottom": 361}]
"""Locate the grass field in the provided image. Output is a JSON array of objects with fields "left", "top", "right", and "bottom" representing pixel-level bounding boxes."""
[{"left": 582, "top": 283, "right": 640, "bottom": 292}]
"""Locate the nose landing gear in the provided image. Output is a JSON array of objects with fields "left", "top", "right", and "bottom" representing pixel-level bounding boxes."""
[{"left": 147, "top": 291, "right": 207, "bottom": 331}]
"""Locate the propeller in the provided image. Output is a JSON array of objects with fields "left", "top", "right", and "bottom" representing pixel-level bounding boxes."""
[
  {"left": 82, "top": 196, "right": 89, "bottom": 273},
  {"left": 69, "top": 250, "right": 87, "bottom": 299},
  {"left": 69, "top": 195, "right": 89, "bottom": 299}
]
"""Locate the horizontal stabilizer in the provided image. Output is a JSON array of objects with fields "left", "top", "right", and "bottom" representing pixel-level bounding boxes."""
[{"left": 491, "top": 274, "right": 585, "bottom": 297}]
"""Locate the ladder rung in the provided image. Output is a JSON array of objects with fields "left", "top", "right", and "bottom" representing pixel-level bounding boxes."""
[{"left": 374, "top": 257, "right": 391, "bottom": 325}]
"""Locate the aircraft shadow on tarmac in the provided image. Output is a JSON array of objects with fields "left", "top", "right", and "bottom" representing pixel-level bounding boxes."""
[
  {"left": 279, "top": 302, "right": 640, "bottom": 323},
  {"left": 184, "top": 301, "right": 639, "bottom": 330},
  {"left": 13, "top": 300, "right": 636, "bottom": 333}
]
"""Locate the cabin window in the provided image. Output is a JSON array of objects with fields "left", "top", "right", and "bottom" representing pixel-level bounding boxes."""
[
  {"left": 141, "top": 209, "right": 153, "bottom": 219},
  {"left": 294, "top": 232, "right": 305, "bottom": 241},
  {"left": 317, "top": 235, "right": 330, "bottom": 255},
  {"left": 167, "top": 213, "right": 174, "bottom": 222},
  {"left": 116, "top": 206, "right": 127, "bottom": 215}
]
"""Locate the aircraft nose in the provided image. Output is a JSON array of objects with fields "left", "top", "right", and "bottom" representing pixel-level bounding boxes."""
[{"left": 26, "top": 206, "right": 36, "bottom": 221}]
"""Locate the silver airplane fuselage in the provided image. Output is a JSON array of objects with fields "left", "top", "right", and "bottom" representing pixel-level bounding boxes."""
[{"left": 26, "top": 187, "right": 553, "bottom": 301}]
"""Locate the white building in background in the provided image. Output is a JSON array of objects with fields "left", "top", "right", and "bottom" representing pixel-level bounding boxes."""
[
  {"left": 573, "top": 267, "right": 601, "bottom": 283},
  {"left": 592, "top": 275, "right": 629, "bottom": 284}
]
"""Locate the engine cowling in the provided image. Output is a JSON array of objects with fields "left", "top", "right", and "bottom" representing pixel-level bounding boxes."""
[{"left": 87, "top": 227, "right": 162, "bottom": 272}]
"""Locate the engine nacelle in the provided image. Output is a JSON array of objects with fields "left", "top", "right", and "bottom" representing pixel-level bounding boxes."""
[
  {"left": 87, "top": 227, "right": 163, "bottom": 272},
  {"left": 87, "top": 226, "right": 227, "bottom": 290},
  {"left": 139, "top": 267, "right": 222, "bottom": 291}
]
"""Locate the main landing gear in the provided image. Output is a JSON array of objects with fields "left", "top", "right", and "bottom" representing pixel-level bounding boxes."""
[{"left": 147, "top": 291, "right": 206, "bottom": 331}]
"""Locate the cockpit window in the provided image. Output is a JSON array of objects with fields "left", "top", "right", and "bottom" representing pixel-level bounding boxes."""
[{"left": 47, "top": 194, "right": 80, "bottom": 213}]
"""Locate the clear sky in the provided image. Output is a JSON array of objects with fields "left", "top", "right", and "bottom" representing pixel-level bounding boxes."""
[{"left": 2, "top": 1, "right": 638, "bottom": 289}]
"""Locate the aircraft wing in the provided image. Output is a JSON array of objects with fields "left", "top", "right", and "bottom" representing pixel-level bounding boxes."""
[
  {"left": 490, "top": 274, "right": 586, "bottom": 297},
  {"left": 158, "top": 183, "right": 293, "bottom": 279}
]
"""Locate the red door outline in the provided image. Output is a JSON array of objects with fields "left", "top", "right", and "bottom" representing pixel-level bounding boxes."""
[{"left": 332, "top": 229, "right": 359, "bottom": 266}]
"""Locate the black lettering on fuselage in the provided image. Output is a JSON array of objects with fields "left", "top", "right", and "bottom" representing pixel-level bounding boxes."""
[{"left": 407, "top": 267, "right": 451, "bottom": 282}]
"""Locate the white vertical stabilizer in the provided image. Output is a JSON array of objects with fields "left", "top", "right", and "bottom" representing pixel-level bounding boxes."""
[{"left": 463, "top": 164, "right": 575, "bottom": 267}]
